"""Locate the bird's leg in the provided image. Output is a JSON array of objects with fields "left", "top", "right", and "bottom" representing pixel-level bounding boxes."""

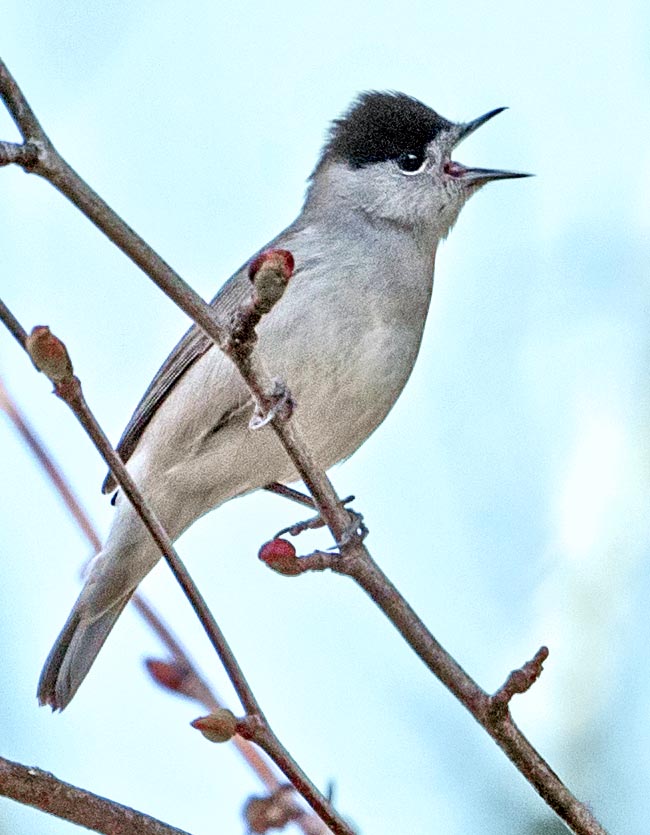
[{"left": 263, "top": 483, "right": 316, "bottom": 508}]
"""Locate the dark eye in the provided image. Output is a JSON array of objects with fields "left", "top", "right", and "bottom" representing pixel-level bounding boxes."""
[{"left": 396, "top": 150, "right": 427, "bottom": 174}]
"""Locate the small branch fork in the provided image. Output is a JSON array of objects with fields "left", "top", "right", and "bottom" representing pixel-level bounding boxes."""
[{"left": 0, "top": 56, "right": 608, "bottom": 835}]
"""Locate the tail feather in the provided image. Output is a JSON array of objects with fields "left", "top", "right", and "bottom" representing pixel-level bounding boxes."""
[{"left": 37, "top": 595, "right": 132, "bottom": 711}]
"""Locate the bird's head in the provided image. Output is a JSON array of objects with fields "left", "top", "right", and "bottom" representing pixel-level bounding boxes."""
[{"left": 308, "top": 91, "right": 529, "bottom": 241}]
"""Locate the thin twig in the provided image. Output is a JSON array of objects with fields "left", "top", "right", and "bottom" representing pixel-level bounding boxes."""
[
  {"left": 0, "top": 62, "right": 45, "bottom": 142},
  {"left": 0, "top": 55, "right": 609, "bottom": 835},
  {"left": 260, "top": 545, "right": 607, "bottom": 835},
  {"left": 0, "top": 297, "right": 28, "bottom": 347},
  {"left": 0, "top": 374, "right": 101, "bottom": 552},
  {"left": 0, "top": 755, "right": 194, "bottom": 835},
  {"left": 23, "top": 328, "right": 263, "bottom": 717}
]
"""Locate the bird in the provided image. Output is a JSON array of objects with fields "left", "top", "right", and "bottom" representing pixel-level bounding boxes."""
[{"left": 38, "top": 91, "right": 529, "bottom": 710}]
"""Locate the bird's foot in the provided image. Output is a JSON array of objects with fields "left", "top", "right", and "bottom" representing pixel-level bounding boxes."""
[
  {"left": 337, "top": 509, "right": 368, "bottom": 550},
  {"left": 274, "top": 495, "right": 360, "bottom": 541},
  {"left": 249, "top": 379, "right": 295, "bottom": 429}
]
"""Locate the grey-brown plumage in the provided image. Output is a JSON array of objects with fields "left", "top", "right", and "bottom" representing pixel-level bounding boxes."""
[{"left": 38, "top": 91, "right": 529, "bottom": 710}]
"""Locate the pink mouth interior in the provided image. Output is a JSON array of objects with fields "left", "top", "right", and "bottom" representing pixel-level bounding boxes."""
[{"left": 444, "top": 160, "right": 467, "bottom": 178}]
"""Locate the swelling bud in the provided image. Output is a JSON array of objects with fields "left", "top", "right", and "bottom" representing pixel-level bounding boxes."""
[
  {"left": 258, "top": 538, "right": 301, "bottom": 575},
  {"left": 144, "top": 658, "right": 189, "bottom": 695},
  {"left": 191, "top": 708, "right": 238, "bottom": 743},
  {"left": 26, "top": 325, "right": 74, "bottom": 384},
  {"left": 248, "top": 249, "right": 294, "bottom": 314}
]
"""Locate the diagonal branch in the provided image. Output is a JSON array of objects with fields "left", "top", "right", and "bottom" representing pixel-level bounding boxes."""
[
  {"left": 0, "top": 755, "right": 194, "bottom": 835},
  {"left": 0, "top": 55, "right": 609, "bottom": 835}
]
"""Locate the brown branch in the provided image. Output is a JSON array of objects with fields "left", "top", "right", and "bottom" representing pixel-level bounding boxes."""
[
  {"left": 0, "top": 58, "right": 353, "bottom": 549},
  {"left": 0, "top": 755, "right": 194, "bottom": 835},
  {"left": 0, "top": 373, "right": 101, "bottom": 552},
  {"left": 259, "top": 543, "right": 607, "bottom": 834},
  {"left": 5, "top": 319, "right": 351, "bottom": 835},
  {"left": 0, "top": 61, "right": 45, "bottom": 142},
  {"left": 23, "top": 327, "right": 263, "bottom": 718},
  {"left": 0, "top": 297, "right": 28, "bottom": 348},
  {"left": 0, "top": 139, "right": 39, "bottom": 168},
  {"left": 0, "top": 56, "right": 609, "bottom": 835}
]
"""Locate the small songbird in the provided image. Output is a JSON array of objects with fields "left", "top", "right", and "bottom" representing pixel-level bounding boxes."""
[{"left": 38, "top": 91, "right": 529, "bottom": 710}]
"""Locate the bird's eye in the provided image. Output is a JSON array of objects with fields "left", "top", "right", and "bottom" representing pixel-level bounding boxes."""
[{"left": 396, "top": 150, "right": 427, "bottom": 175}]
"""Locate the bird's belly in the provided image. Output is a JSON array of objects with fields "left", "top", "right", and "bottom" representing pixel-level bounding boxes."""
[
  {"left": 272, "top": 319, "right": 421, "bottom": 470},
  {"left": 135, "top": 285, "right": 429, "bottom": 514}
]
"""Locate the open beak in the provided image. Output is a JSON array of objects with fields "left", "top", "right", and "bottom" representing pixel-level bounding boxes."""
[{"left": 447, "top": 107, "right": 532, "bottom": 184}]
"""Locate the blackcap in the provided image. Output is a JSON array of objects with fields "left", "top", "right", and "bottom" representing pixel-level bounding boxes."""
[{"left": 38, "top": 91, "right": 529, "bottom": 709}]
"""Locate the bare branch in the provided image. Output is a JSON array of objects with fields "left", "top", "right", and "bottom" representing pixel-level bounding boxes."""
[
  {"left": 0, "top": 374, "right": 101, "bottom": 551},
  {"left": 0, "top": 297, "right": 28, "bottom": 348},
  {"left": 0, "top": 755, "right": 194, "bottom": 835},
  {"left": 23, "top": 325, "right": 264, "bottom": 718},
  {"left": 0, "top": 62, "right": 46, "bottom": 142},
  {"left": 257, "top": 541, "right": 608, "bottom": 835},
  {"left": 0, "top": 62, "right": 353, "bottom": 555}
]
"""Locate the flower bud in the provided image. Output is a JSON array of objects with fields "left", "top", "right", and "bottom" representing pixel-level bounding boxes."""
[
  {"left": 144, "top": 658, "right": 188, "bottom": 694},
  {"left": 248, "top": 250, "right": 294, "bottom": 314},
  {"left": 258, "top": 538, "right": 302, "bottom": 576},
  {"left": 248, "top": 249, "right": 294, "bottom": 281},
  {"left": 25, "top": 326, "right": 74, "bottom": 384},
  {"left": 191, "top": 709, "right": 238, "bottom": 743}
]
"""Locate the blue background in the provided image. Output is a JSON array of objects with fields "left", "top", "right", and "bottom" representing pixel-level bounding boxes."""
[{"left": 1, "top": 2, "right": 649, "bottom": 833}]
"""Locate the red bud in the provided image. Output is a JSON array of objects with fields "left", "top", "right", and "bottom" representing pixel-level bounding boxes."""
[
  {"left": 144, "top": 658, "right": 188, "bottom": 693},
  {"left": 258, "top": 538, "right": 302, "bottom": 575},
  {"left": 248, "top": 249, "right": 294, "bottom": 282}
]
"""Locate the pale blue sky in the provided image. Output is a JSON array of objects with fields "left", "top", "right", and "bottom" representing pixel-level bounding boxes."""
[{"left": 1, "top": 2, "right": 649, "bottom": 834}]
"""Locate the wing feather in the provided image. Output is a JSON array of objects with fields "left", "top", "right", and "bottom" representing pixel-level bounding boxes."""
[
  {"left": 101, "top": 265, "right": 255, "bottom": 493},
  {"left": 101, "top": 221, "right": 306, "bottom": 494}
]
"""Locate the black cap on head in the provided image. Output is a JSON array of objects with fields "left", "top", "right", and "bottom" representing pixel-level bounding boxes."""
[{"left": 323, "top": 91, "right": 452, "bottom": 169}]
